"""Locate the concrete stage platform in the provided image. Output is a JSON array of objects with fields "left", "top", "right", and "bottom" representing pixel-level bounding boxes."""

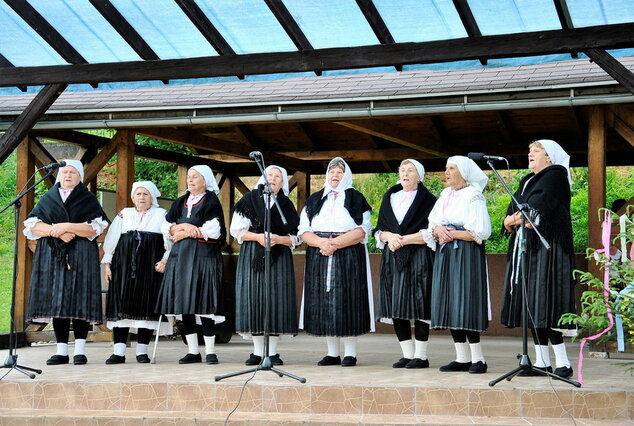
[{"left": 0, "top": 334, "right": 632, "bottom": 425}]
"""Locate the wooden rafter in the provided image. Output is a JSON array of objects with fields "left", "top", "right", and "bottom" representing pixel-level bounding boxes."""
[
  {"left": 495, "top": 111, "right": 517, "bottom": 145},
  {"left": 296, "top": 122, "right": 318, "bottom": 149},
  {"left": 232, "top": 177, "right": 250, "bottom": 195},
  {"left": 607, "top": 106, "right": 634, "bottom": 148},
  {"left": 133, "top": 127, "right": 306, "bottom": 171},
  {"left": 585, "top": 49, "right": 634, "bottom": 96},
  {"left": 0, "top": 54, "right": 26, "bottom": 92},
  {"left": 568, "top": 106, "right": 587, "bottom": 142},
  {"left": 552, "top": 0, "right": 577, "bottom": 58},
  {"left": 452, "top": 0, "right": 487, "bottom": 65},
  {"left": 233, "top": 125, "right": 259, "bottom": 148},
  {"left": 28, "top": 136, "right": 57, "bottom": 188},
  {"left": 355, "top": 0, "right": 401, "bottom": 71},
  {"left": 264, "top": 0, "right": 321, "bottom": 76},
  {"left": 32, "top": 130, "right": 108, "bottom": 149},
  {"left": 83, "top": 132, "right": 122, "bottom": 183},
  {"left": 5, "top": 21, "right": 633, "bottom": 87},
  {"left": 175, "top": 0, "right": 244, "bottom": 80},
  {"left": 0, "top": 83, "right": 67, "bottom": 164},
  {"left": 135, "top": 144, "right": 228, "bottom": 170},
  {"left": 283, "top": 147, "right": 428, "bottom": 162},
  {"left": 335, "top": 119, "right": 450, "bottom": 157}
]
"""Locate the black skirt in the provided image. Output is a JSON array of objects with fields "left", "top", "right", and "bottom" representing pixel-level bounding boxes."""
[
  {"left": 302, "top": 241, "right": 371, "bottom": 337},
  {"left": 500, "top": 234, "right": 576, "bottom": 329},
  {"left": 157, "top": 238, "right": 224, "bottom": 315},
  {"left": 106, "top": 231, "right": 165, "bottom": 322},
  {"left": 235, "top": 241, "right": 297, "bottom": 335},
  {"left": 377, "top": 245, "right": 434, "bottom": 321},
  {"left": 431, "top": 240, "right": 489, "bottom": 332},
  {"left": 27, "top": 237, "right": 102, "bottom": 323}
]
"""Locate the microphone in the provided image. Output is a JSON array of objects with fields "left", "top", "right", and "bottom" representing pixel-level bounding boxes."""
[
  {"left": 249, "top": 151, "right": 262, "bottom": 160},
  {"left": 467, "top": 152, "right": 506, "bottom": 162},
  {"left": 38, "top": 160, "right": 67, "bottom": 171}
]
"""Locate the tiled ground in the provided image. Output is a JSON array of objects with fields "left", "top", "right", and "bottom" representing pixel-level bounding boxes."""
[{"left": 0, "top": 334, "right": 632, "bottom": 424}]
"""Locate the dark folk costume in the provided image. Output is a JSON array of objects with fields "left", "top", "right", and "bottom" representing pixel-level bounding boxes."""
[{"left": 232, "top": 186, "right": 300, "bottom": 336}]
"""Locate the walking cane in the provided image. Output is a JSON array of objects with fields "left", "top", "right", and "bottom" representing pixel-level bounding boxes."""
[{"left": 150, "top": 315, "right": 162, "bottom": 364}]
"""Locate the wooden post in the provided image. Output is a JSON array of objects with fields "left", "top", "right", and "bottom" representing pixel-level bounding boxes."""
[
  {"left": 14, "top": 138, "right": 35, "bottom": 331},
  {"left": 294, "top": 171, "right": 310, "bottom": 213},
  {"left": 588, "top": 106, "right": 606, "bottom": 276},
  {"left": 177, "top": 165, "right": 188, "bottom": 196},
  {"left": 220, "top": 176, "right": 235, "bottom": 248},
  {"left": 115, "top": 131, "right": 135, "bottom": 213}
]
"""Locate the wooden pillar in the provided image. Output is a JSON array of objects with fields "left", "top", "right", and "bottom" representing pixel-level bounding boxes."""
[
  {"left": 588, "top": 106, "right": 606, "bottom": 276},
  {"left": 177, "top": 165, "right": 188, "bottom": 196},
  {"left": 115, "top": 131, "right": 135, "bottom": 213},
  {"left": 220, "top": 177, "right": 235, "bottom": 248},
  {"left": 294, "top": 171, "right": 310, "bottom": 213},
  {"left": 14, "top": 138, "right": 35, "bottom": 331}
]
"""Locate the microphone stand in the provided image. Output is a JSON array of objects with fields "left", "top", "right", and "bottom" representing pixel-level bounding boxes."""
[
  {"left": 215, "top": 154, "right": 305, "bottom": 383},
  {"left": 484, "top": 160, "right": 580, "bottom": 388},
  {"left": 0, "top": 169, "right": 54, "bottom": 380}
]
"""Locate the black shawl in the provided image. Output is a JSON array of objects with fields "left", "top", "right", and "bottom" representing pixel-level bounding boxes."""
[
  {"left": 505, "top": 165, "right": 573, "bottom": 251},
  {"left": 304, "top": 188, "right": 371, "bottom": 226},
  {"left": 27, "top": 182, "right": 108, "bottom": 260},
  {"left": 374, "top": 182, "right": 437, "bottom": 270},
  {"left": 233, "top": 186, "right": 300, "bottom": 270},
  {"left": 165, "top": 190, "right": 226, "bottom": 243}
]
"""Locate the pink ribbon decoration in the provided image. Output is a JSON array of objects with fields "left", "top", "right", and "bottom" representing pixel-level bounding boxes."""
[{"left": 577, "top": 209, "right": 615, "bottom": 385}]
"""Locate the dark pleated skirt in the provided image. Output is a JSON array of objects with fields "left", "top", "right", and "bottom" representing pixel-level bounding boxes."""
[
  {"left": 156, "top": 238, "right": 223, "bottom": 315},
  {"left": 106, "top": 231, "right": 165, "bottom": 322},
  {"left": 235, "top": 241, "right": 297, "bottom": 335},
  {"left": 27, "top": 237, "right": 102, "bottom": 323},
  {"left": 431, "top": 240, "right": 488, "bottom": 332},
  {"left": 500, "top": 236, "right": 576, "bottom": 329},
  {"left": 302, "top": 243, "right": 370, "bottom": 337},
  {"left": 376, "top": 245, "right": 434, "bottom": 321}
]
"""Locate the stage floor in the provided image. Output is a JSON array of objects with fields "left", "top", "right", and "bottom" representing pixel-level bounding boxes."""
[{"left": 1, "top": 333, "right": 633, "bottom": 424}]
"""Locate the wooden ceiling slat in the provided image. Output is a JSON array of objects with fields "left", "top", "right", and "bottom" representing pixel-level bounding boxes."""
[
  {"left": 451, "top": 0, "right": 487, "bottom": 66},
  {"left": 355, "top": 0, "right": 401, "bottom": 71},
  {"left": 264, "top": 0, "right": 321, "bottom": 77},
  {"left": 4, "top": 23, "right": 633, "bottom": 87}
]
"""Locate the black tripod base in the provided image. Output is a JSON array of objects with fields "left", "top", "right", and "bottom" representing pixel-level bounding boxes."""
[
  {"left": 489, "top": 355, "right": 580, "bottom": 387},
  {"left": 214, "top": 356, "right": 306, "bottom": 383},
  {"left": 2, "top": 354, "right": 42, "bottom": 380}
]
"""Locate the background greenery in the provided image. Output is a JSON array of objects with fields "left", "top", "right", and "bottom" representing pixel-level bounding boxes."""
[{"left": 0, "top": 146, "right": 632, "bottom": 332}]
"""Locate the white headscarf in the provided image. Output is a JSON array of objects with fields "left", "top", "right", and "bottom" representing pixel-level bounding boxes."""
[
  {"left": 447, "top": 155, "right": 488, "bottom": 193},
  {"left": 190, "top": 165, "right": 220, "bottom": 194},
  {"left": 534, "top": 139, "right": 573, "bottom": 187},
  {"left": 256, "top": 165, "right": 290, "bottom": 196},
  {"left": 55, "top": 159, "right": 84, "bottom": 183},
  {"left": 399, "top": 158, "right": 425, "bottom": 183},
  {"left": 323, "top": 157, "right": 353, "bottom": 196},
  {"left": 131, "top": 181, "right": 161, "bottom": 208}
]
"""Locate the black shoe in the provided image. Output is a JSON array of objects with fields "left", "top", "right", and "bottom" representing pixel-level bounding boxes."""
[
  {"left": 178, "top": 353, "right": 202, "bottom": 364},
  {"left": 245, "top": 353, "right": 262, "bottom": 366},
  {"left": 392, "top": 357, "right": 411, "bottom": 368},
  {"left": 518, "top": 365, "right": 552, "bottom": 377},
  {"left": 317, "top": 355, "right": 341, "bottom": 366},
  {"left": 439, "top": 361, "right": 472, "bottom": 372},
  {"left": 73, "top": 355, "right": 87, "bottom": 365},
  {"left": 269, "top": 354, "right": 284, "bottom": 366},
  {"left": 554, "top": 366, "right": 573, "bottom": 378},
  {"left": 341, "top": 356, "right": 357, "bottom": 367},
  {"left": 46, "top": 354, "right": 69, "bottom": 365},
  {"left": 105, "top": 354, "right": 125, "bottom": 365},
  {"left": 405, "top": 358, "right": 429, "bottom": 369},
  {"left": 206, "top": 354, "right": 219, "bottom": 364},
  {"left": 136, "top": 354, "right": 150, "bottom": 364},
  {"left": 468, "top": 361, "right": 488, "bottom": 374}
]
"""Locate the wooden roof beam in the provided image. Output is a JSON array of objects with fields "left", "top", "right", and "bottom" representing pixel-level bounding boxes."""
[
  {"left": 4, "top": 0, "right": 97, "bottom": 88},
  {"left": 0, "top": 83, "right": 67, "bottom": 164},
  {"left": 28, "top": 136, "right": 57, "bottom": 188},
  {"left": 233, "top": 125, "right": 259, "bottom": 148},
  {"left": 3, "top": 23, "right": 634, "bottom": 86},
  {"left": 284, "top": 147, "right": 429, "bottom": 162},
  {"left": 585, "top": 49, "right": 634, "bottom": 96},
  {"left": 452, "top": 0, "right": 487, "bottom": 65},
  {"left": 553, "top": 0, "right": 577, "bottom": 58},
  {"left": 296, "top": 122, "right": 318, "bottom": 150},
  {"left": 83, "top": 131, "right": 122, "bottom": 183},
  {"left": 133, "top": 127, "right": 306, "bottom": 171},
  {"left": 355, "top": 0, "right": 401, "bottom": 71},
  {"left": 32, "top": 129, "right": 109, "bottom": 148},
  {"left": 607, "top": 106, "right": 634, "bottom": 148},
  {"left": 335, "top": 119, "right": 451, "bottom": 157},
  {"left": 0, "top": 54, "right": 26, "bottom": 92},
  {"left": 134, "top": 144, "right": 228, "bottom": 170},
  {"left": 175, "top": 0, "right": 244, "bottom": 80}
]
